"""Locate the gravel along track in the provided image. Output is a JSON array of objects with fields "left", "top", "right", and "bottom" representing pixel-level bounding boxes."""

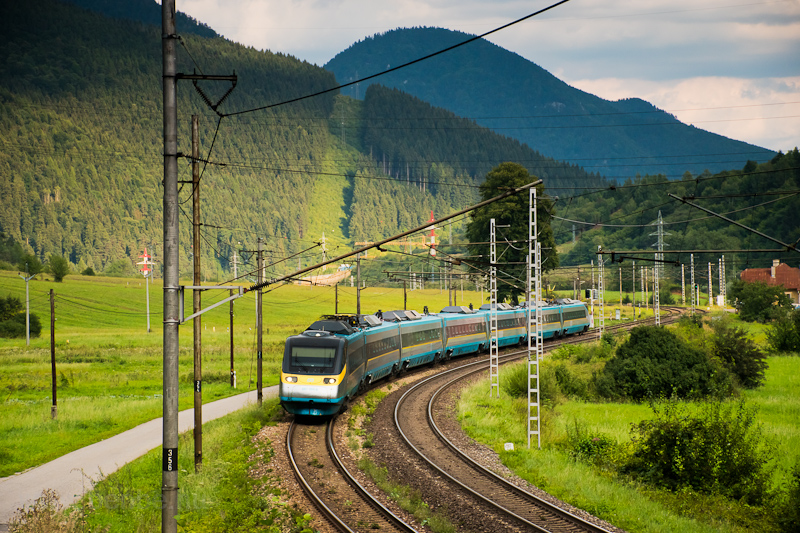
[
  {"left": 288, "top": 418, "right": 416, "bottom": 533},
  {"left": 277, "top": 308, "right": 688, "bottom": 533},
  {"left": 393, "top": 360, "right": 615, "bottom": 533}
]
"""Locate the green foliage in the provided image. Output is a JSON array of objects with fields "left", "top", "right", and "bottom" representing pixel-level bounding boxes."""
[
  {"left": 0, "top": 312, "right": 41, "bottom": 338},
  {"left": 17, "top": 254, "right": 43, "bottom": 276},
  {"left": 502, "top": 361, "right": 562, "bottom": 407},
  {"left": 554, "top": 363, "right": 588, "bottom": 398},
  {"left": 711, "top": 319, "right": 768, "bottom": 388},
  {"left": 596, "top": 326, "right": 715, "bottom": 400},
  {"left": 566, "top": 421, "right": 618, "bottom": 467},
  {"left": 729, "top": 279, "right": 793, "bottom": 323},
  {"left": 81, "top": 266, "right": 95, "bottom": 276},
  {"left": 0, "top": 232, "right": 24, "bottom": 265},
  {"left": 0, "top": 294, "right": 23, "bottom": 321},
  {"left": 102, "top": 258, "right": 134, "bottom": 278},
  {"left": 466, "top": 163, "right": 558, "bottom": 303},
  {"left": 767, "top": 309, "right": 800, "bottom": 353},
  {"left": 775, "top": 461, "right": 800, "bottom": 533},
  {"left": 48, "top": 254, "right": 69, "bottom": 282},
  {"left": 624, "top": 399, "right": 774, "bottom": 505}
]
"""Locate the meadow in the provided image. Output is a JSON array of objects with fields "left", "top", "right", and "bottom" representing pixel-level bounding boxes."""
[
  {"left": 457, "top": 348, "right": 800, "bottom": 532},
  {"left": 0, "top": 269, "right": 470, "bottom": 476}
]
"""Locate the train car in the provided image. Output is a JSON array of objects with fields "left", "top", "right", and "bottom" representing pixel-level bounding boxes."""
[
  {"left": 478, "top": 303, "right": 527, "bottom": 347},
  {"left": 558, "top": 298, "right": 590, "bottom": 335},
  {"left": 383, "top": 310, "right": 445, "bottom": 370},
  {"left": 280, "top": 316, "right": 366, "bottom": 416},
  {"left": 439, "top": 305, "right": 489, "bottom": 358},
  {"left": 362, "top": 317, "right": 402, "bottom": 385},
  {"left": 520, "top": 300, "right": 565, "bottom": 339}
]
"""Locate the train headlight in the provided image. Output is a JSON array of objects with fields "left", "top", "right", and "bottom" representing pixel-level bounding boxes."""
[
  {"left": 285, "top": 376, "right": 297, "bottom": 383},
  {"left": 324, "top": 378, "right": 337, "bottom": 384}
]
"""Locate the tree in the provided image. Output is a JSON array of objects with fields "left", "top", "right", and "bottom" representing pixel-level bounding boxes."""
[
  {"left": 595, "top": 326, "right": 714, "bottom": 400},
  {"left": 711, "top": 319, "right": 767, "bottom": 388},
  {"left": 0, "top": 295, "right": 23, "bottom": 321},
  {"left": 49, "top": 255, "right": 70, "bottom": 282},
  {"left": 728, "top": 279, "right": 793, "bottom": 322},
  {"left": 17, "top": 254, "right": 43, "bottom": 277},
  {"left": 466, "top": 162, "right": 558, "bottom": 304}
]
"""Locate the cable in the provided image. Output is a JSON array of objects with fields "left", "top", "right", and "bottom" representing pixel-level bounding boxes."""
[{"left": 222, "top": 0, "right": 572, "bottom": 117}]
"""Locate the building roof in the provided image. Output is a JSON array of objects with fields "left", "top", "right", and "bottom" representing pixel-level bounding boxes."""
[{"left": 740, "top": 263, "right": 800, "bottom": 290}]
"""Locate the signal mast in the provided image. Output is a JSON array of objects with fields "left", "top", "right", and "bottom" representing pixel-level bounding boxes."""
[
  {"left": 137, "top": 248, "right": 155, "bottom": 333},
  {"left": 428, "top": 211, "right": 437, "bottom": 257}
]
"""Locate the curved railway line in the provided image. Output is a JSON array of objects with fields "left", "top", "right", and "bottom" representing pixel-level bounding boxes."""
[{"left": 287, "top": 307, "right": 687, "bottom": 532}]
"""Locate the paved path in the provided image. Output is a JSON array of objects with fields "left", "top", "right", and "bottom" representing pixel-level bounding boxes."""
[{"left": 0, "top": 386, "right": 279, "bottom": 528}]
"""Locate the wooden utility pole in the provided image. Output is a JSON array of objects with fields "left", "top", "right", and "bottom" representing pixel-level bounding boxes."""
[
  {"left": 50, "top": 289, "right": 56, "bottom": 420},
  {"left": 230, "top": 289, "right": 235, "bottom": 387},
  {"left": 192, "top": 115, "right": 202, "bottom": 470},
  {"left": 257, "top": 238, "right": 263, "bottom": 405}
]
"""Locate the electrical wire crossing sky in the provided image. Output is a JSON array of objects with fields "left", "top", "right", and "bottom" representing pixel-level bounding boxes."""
[{"left": 177, "top": 0, "right": 799, "bottom": 152}]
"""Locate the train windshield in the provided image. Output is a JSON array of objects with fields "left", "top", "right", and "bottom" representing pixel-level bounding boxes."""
[{"left": 283, "top": 338, "right": 344, "bottom": 375}]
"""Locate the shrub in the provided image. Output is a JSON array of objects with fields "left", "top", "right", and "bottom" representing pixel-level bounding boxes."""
[
  {"left": 776, "top": 461, "right": 800, "bottom": 532},
  {"left": 624, "top": 399, "right": 773, "bottom": 505},
  {"left": 8, "top": 489, "right": 81, "bottom": 533},
  {"left": 566, "top": 420, "right": 618, "bottom": 467},
  {"left": 81, "top": 266, "right": 95, "bottom": 276},
  {"left": 0, "top": 295, "right": 23, "bottom": 321},
  {"left": 502, "top": 361, "right": 561, "bottom": 407},
  {"left": 0, "top": 312, "right": 42, "bottom": 338},
  {"left": 595, "top": 326, "right": 714, "bottom": 400},
  {"left": 554, "top": 363, "right": 587, "bottom": 398},
  {"left": 17, "top": 254, "right": 43, "bottom": 276},
  {"left": 767, "top": 309, "right": 800, "bottom": 353},
  {"left": 711, "top": 320, "right": 768, "bottom": 388}
]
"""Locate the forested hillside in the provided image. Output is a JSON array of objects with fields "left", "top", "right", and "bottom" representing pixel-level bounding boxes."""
[
  {"left": 555, "top": 149, "right": 800, "bottom": 273},
  {"left": 0, "top": 0, "right": 599, "bottom": 280},
  {"left": 325, "top": 27, "right": 776, "bottom": 178}
]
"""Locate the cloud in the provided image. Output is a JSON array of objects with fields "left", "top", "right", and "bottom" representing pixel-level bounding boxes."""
[{"left": 567, "top": 76, "right": 800, "bottom": 151}]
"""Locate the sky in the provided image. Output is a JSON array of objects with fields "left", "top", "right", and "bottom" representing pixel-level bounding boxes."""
[{"left": 175, "top": 0, "right": 800, "bottom": 152}]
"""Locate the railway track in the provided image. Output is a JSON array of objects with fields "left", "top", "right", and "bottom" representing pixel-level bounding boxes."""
[
  {"left": 287, "top": 418, "right": 416, "bottom": 533},
  {"left": 287, "top": 306, "right": 688, "bottom": 533}
]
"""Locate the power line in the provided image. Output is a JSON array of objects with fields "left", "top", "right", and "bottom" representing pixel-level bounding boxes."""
[{"left": 221, "top": 0, "right": 572, "bottom": 117}]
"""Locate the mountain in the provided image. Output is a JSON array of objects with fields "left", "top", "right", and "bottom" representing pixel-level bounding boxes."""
[
  {"left": 324, "top": 27, "right": 776, "bottom": 179},
  {"left": 0, "top": 0, "right": 600, "bottom": 278}
]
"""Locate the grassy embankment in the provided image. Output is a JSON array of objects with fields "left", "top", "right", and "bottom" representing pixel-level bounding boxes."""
[
  {"left": 457, "top": 323, "right": 799, "bottom": 533},
  {"left": 0, "top": 269, "right": 471, "bottom": 476}
]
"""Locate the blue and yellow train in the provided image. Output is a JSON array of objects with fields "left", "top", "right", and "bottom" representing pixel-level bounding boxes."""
[{"left": 279, "top": 299, "right": 590, "bottom": 416}]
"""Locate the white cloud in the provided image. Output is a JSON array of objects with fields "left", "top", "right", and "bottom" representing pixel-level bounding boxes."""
[{"left": 567, "top": 76, "right": 800, "bottom": 151}]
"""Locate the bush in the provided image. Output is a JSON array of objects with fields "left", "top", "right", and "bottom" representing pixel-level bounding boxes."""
[
  {"left": 624, "top": 399, "right": 774, "bottom": 505},
  {"left": 17, "top": 254, "right": 43, "bottom": 276},
  {"left": 0, "top": 295, "right": 23, "bottom": 321},
  {"left": 566, "top": 420, "right": 619, "bottom": 467},
  {"left": 776, "top": 461, "right": 800, "bottom": 532},
  {"left": 595, "top": 326, "right": 714, "bottom": 400},
  {"left": 554, "top": 363, "right": 587, "bottom": 398},
  {"left": 767, "top": 309, "right": 800, "bottom": 353},
  {"left": 502, "top": 361, "right": 561, "bottom": 407},
  {"left": 711, "top": 320, "right": 768, "bottom": 388},
  {"left": 81, "top": 266, "right": 95, "bottom": 276},
  {"left": 9, "top": 489, "right": 81, "bottom": 533},
  {"left": 0, "top": 313, "right": 42, "bottom": 338}
]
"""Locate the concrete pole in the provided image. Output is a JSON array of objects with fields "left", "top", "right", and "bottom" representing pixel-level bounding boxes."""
[{"left": 161, "top": 0, "right": 180, "bottom": 530}]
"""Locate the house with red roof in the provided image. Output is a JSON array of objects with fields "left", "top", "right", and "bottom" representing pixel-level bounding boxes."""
[{"left": 739, "top": 260, "right": 800, "bottom": 304}]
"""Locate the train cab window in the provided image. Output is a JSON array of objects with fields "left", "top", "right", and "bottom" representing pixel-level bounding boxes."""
[{"left": 284, "top": 339, "right": 343, "bottom": 374}]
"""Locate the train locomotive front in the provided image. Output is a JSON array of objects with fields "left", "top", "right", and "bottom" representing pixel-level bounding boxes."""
[{"left": 280, "top": 325, "right": 356, "bottom": 417}]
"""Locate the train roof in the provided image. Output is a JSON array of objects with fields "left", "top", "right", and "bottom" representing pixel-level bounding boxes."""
[
  {"left": 478, "top": 303, "right": 514, "bottom": 311},
  {"left": 382, "top": 310, "right": 423, "bottom": 322},
  {"left": 439, "top": 305, "right": 477, "bottom": 314}
]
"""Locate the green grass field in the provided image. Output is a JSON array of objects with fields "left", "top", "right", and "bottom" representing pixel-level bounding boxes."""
[
  {"left": 457, "top": 353, "right": 800, "bottom": 532},
  {"left": 0, "top": 269, "right": 479, "bottom": 476}
]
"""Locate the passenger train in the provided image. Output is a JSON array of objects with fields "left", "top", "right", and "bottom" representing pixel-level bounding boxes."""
[{"left": 279, "top": 299, "right": 590, "bottom": 416}]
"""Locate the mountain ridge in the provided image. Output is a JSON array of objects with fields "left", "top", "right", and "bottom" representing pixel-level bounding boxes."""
[{"left": 324, "top": 26, "right": 776, "bottom": 178}]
